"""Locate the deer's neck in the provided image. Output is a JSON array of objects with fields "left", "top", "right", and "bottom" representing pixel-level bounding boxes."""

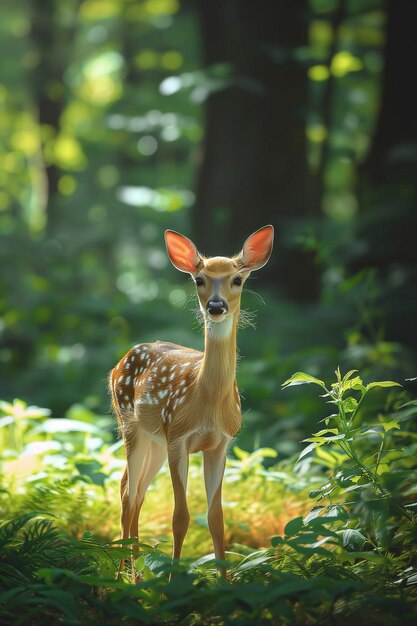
[{"left": 198, "top": 312, "right": 238, "bottom": 397}]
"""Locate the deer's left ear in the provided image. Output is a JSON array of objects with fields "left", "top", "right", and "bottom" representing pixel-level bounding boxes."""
[
  {"left": 239, "top": 225, "right": 274, "bottom": 271},
  {"left": 165, "top": 230, "right": 202, "bottom": 275}
]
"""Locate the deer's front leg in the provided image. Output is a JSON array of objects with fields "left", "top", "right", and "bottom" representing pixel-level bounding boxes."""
[
  {"left": 203, "top": 440, "right": 228, "bottom": 578},
  {"left": 168, "top": 442, "right": 190, "bottom": 566}
]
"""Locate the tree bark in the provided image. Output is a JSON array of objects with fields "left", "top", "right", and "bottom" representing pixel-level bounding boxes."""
[
  {"left": 364, "top": 0, "right": 417, "bottom": 184},
  {"left": 356, "top": 0, "right": 417, "bottom": 346},
  {"left": 194, "top": 0, "right": 320, "bottom": 300}
]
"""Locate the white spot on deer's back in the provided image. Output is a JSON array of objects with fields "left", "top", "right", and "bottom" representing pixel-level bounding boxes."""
[
  {"left": 125, "top": 376, "right": 131, "bottom": 385},
  {"left": 173, "top": 396, "right": 186, "bottom": 411},
  {"left": 118, "top": 375, "right": 124, "bottom": 384},
  {"left": 139, "top": 393, "right": 156, "bottom": 406}
]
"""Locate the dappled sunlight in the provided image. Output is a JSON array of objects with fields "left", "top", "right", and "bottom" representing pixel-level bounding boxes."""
[{"left": 1, "top": 0, "right": 416, "bottom": 622}]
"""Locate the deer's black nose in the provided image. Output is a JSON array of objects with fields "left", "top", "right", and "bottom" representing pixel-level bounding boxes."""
[{"left": 207, "top": 299, "right": 228, "bottom": 316}]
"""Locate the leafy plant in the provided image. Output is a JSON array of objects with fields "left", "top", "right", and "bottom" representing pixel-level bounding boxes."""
[
  {"left": 1, "top": 381, "right": 417, "bottom": 625},
  {"left": 276, "top": 369, "right": 417, "bottom": 596}
]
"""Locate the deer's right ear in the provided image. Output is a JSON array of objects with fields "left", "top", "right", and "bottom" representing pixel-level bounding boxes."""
[
  {"left": 239, "top": 225, "right": 274, "bottom": 271},
  {"left": 165, "top": 230, "right": 202, "bottom": 274}
]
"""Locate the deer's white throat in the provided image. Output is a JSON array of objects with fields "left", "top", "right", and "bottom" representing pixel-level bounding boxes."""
[{"left": 206, "top": 315, "right": 234, "bottom": 340}]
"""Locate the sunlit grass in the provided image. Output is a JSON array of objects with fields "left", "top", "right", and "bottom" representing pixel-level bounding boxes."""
[{"left": 0, "top": 423, "right": 309, "bottom": 559}]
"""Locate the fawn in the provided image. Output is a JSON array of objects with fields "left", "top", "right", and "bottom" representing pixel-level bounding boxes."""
[{"left": 109, "top": 225, "right": 274, "bottom": 578}]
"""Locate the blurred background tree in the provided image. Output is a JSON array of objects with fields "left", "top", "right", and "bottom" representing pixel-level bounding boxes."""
[
  {"left": 194, "top": 0, "right": 320, "bottom": 300},
  {"left": 0, "top": 0, "right": 415, "bottom": 456}
]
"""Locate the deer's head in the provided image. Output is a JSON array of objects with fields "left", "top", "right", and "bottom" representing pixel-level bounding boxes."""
[{"left": 165, "top": 225, "right": 274, "bottom": 324}]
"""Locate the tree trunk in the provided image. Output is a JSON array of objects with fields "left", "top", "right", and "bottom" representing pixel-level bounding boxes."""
[
  {"left": 356, "top": 0, "right": 417, "bottom": 347},
  {"left": 194, "top": 0, "right": 319, "bottom": 300},
  {"left": 364, "top": 0, "right": 417, "bottom": 184}
]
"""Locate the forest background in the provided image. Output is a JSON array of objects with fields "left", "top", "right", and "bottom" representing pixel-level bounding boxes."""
[
  {"left": 1, "top": 0, "right": 416, "bottom": 448},
  {"left": 0, "top": 1, "right": 417, "bottom": 624}
]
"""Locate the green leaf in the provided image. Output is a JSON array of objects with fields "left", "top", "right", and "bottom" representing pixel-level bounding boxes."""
[
  {"left": 75, "top": 461, "right": 107, "bottom": 486},
  {"left": 282, "top": 372, "right": 326, "bottom": 389},
  {"left": 297, "top": 442, "right": 318, "bottom": 461},
  {"left": 303, "top": 436, "right": 326, "bottom": 444},
  {"left": 343, "top": 370, "right": 358, "bottom": 381},
  {"left": 270, "top": 535, "right": 285, "bottom": 547},
  {"left": 348, "top": 377, "right": 365, "bottom": 392},
  {"left": 303, "top": 507, "right": 325, "bottom": 523},
  {"left": 304, "top": 434, "right": 345, "bottom": 443},
  {"left": 366, "top": 381, "right": 401, "bottom": 391},
  {"left": 342, "top": 529, "right": 367, "bottom": 551},
  {"left": 233, "top": 554, "right": 273, "bottom": 573},
  {"left": 284, "top": 516, "right": 304, "bottom": 536},
  {"left": 341, "top": 372, "right": 365, "bottom": 392},
  {"left": 341, "top": 397, "right": 359, "bottom": 413},
  {"left": 340, "top": 551, "right": 387, "bottom": 564},
  {"left": 0, "top": 416, "right": 14, "bottom": 429},
  {"left": 232, "top": 446, "right": 250, "bottom": 460},
  {"left": 144, "top": 551, "right": 172, "bottom": 573},
  {"left": 311, "top": 428, "right": 339, "bottom": 437},
  {"left": 380, "top": 419, "right": 401, "bottom": 432},
  {"left": 305, "top": 505, "right": 348, "bottom": 524},
  {"left": 35, "top": 419, "right": 100, "bottom": 434},
  {"left": 315, "top": 446, "right": 341, "bottom": 467}
]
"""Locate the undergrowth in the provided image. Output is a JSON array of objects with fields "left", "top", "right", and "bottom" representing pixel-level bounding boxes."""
[{"left": 1, "top": 368, "right": 416, "bottom": 625}]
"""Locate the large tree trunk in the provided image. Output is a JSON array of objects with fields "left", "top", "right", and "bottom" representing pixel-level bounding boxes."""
[
  {"left": 364, "top": 0, "right": 417, "bottom": 184},
  {"left": 356, "top": 0, "right": 417, "bottom": 347},
  {"left": 194, "top": 0, "right": 319, "bottom": 300}
]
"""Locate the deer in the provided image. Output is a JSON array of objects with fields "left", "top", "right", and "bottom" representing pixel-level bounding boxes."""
[{"left": 109, "top": 225, "right": 274, "bottom": 579}]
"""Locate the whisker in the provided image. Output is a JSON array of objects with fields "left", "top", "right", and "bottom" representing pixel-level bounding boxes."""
[
  {"left": 244, "top": 287, "right": 265, "bottom": 305},
  {"left": 238, "top": 308, "right": 257, "bottom": 329},
  {"left": 192, "top": 305, "right": 204, "bottom": 331}
]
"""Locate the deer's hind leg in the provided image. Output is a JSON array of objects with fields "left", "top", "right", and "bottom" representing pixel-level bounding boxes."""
[
  {"left": 118, "top": 427, "right": 151, "bottom": 577},
  {"left": 128, "top": 441, "right": 167, "bottom": 568},
  {"left": 132, "top": 441, "right": 167, "bottom": 540}
]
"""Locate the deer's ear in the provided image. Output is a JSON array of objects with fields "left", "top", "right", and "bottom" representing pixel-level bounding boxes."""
[
  {"left": 239, "top": 225, "right": 274, "bottom": 271},
  {"left": 165, "top": 230, "right": 202, "bottom": 274}
]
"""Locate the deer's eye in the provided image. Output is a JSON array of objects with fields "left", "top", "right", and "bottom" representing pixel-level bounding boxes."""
[
  {"left": 195, "top": 276, "right": 205, "bottom": 287},
  {"left": 233, "top": 276, "right": 242, "bottom": 286}
]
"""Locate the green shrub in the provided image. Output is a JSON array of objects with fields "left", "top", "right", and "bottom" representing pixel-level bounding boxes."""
[{"left": 1, "top": 370, "right": 417, "bottom": 625}]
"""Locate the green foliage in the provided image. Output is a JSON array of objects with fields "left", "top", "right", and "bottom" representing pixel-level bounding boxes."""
[
  {"left": 1, "top": 0, "right": 417, "bottom": 622},
  {"left": 1, "top": 369, "right": 417, "bottom": 625}
]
